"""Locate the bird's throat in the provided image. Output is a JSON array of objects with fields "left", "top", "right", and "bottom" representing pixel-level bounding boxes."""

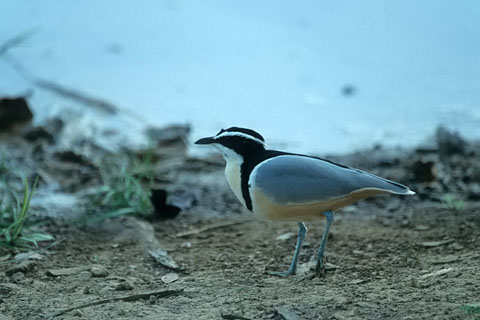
[{"left": 225, "top": 159, "right": 245, "bottom": 207}]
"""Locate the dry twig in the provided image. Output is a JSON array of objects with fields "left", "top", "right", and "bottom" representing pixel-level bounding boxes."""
[
  {"left": 175, "top": 220, "right": 247, "bottom": 238},
  {"left": 42, "top": 289, "right": 183, "bottom": 318}
]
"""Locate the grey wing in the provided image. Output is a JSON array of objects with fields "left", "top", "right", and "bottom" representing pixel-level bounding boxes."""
[{"left": 250, "top": 154, "right": 413, "bottom": 205}]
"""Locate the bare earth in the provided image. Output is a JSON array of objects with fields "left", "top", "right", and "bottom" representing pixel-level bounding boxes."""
[{"left": 1, "top": 183, "right": 479, "bottom": 319}]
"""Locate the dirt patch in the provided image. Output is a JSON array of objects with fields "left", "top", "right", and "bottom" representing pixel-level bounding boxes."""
[{"left": 1, "top": 195, "right": 479, "bottom": 319}]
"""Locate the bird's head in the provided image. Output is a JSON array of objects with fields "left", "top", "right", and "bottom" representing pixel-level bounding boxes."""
[{"left": 195, "top": 127, "right": 266, "bottom": 162}]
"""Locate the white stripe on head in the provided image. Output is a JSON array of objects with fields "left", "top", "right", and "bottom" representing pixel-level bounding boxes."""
[{"left": 215, "top": 131, "right": 267, "bottom": 147}]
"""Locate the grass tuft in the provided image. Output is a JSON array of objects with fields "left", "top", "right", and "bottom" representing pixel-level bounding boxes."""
[
  {"left": 0, "top": 176, "right": 54, "bottom": 248},
  {"left": 441, "top": 194, "right": 465, "bottom": 211},
  {"left": 86, "top": 149, "right": 156, "bottom": 222}
]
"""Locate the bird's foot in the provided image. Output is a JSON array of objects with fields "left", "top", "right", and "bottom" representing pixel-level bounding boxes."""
[{"left": 314, "top": 258, "right": 326, "bottom": 278}]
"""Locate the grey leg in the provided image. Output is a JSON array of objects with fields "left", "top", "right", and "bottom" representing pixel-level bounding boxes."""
[
  {"left": 270, "top": 222, "right": 307, "bottom": 277},
  {"left": 315, "top": 211, "right": 334, "bottom": 276}
]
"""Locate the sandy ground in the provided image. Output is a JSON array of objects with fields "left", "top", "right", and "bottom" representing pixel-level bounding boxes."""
[{"left": 1, "top": 185, "right": 479, "bottom": 320}]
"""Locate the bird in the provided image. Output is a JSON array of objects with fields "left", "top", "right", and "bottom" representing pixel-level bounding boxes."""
[{"left": 195, "top": 127, "right": 415, "bottom": 277}]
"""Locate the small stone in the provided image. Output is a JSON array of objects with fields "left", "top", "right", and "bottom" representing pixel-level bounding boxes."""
[
  {"left": 72, "top": 310, "right": 84, "bottom": 317},
  {"left": 149, "top": 295, "right": 157, "bottom": 304},
  {"left": 161, "top": 273, "right": 179, "bottom": 284},
  {"left": 275, "top": 232, "right": 295, "bottom": 241},
  {"left": 14, "top": 252, "right": 44, "bottom": 261},
  {"left": 181, "top": 242, "right": 191, "bottom": 248},
  {"left": 148, "top": 249, "right": 180, "bottom": 270},
  {"left": 47, "top": 266, "right": 89, "bottom": 276},
  {"left": 90, "top": 265, "right": 109, "bottom": 277},
  {"left": 412, "top": 160, "right": 436, "bottom": 182},
  {"left": 83, "top": 286, "right": 93, "bottom": 294},
  {"left": 11, "top": 272, "right": 25, "bottom": 283},
  {"left": 114, "top": 281, "right": 134, "bottom": 291},
  {"left": 6, "top": 260, "right": 37, "bottom": 276}
]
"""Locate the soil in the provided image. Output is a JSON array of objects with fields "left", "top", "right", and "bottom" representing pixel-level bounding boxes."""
[
  {"left": 0, "top": 114, "right": 479, "bottom": 319},
  {"left": 1, "top": 167, "right": 479, "bottom": 320}
]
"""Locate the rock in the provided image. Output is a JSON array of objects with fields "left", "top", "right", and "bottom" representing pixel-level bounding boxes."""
[
  {"left": 436, "top": 126, "right": 467, "bottom": 156},
  {"left": 83, "top": 286, "right": 93, "bottom": 294},
  {"left": 53, "top": 150, "right": 96, "bottom": 168},
  {"left": 144, "top": 124, "right": 190, "bottom": 146},
  {"left": 150, "top": 188, "right": 196, "bottom": 220},
  {"left": 21, "top": 117, "right": 63, "bottom": 143},
  {"left": 412, "top": 160, "right": 436, "bottom": 182},
  {"left": 114, "top": 280, "right": 134, "bottom": 291},
  {"left": 180, "top": 242, "right": 191, "bottom": 249},
  {"left": 90, "top": 265, "right": 109, "bottom": 277},
  {"left": 10, "top": 272, "right": 26, "bottom": 283},
  {"left": 275, "top": 305, "right": 305, "bottom": 320},
  {"left": 0, "top": 97, "right": 33, "bottom": 132},
  {"left": 72, "top": 310, "right": 84, "bottom": 317},
  {"left": 419, "top": 239, "right": 455, "bottom": 247},
  {"left": 47, "top": 266, "right": 89, "bottom": 276},
  {"left": 22, "top": 126, "right": 55, "bottom": 143},
  {"left": 275, "top": 232, "right": 295, "bottom": 241},
  {"left": 148, "top": 248, "right": 181, "bottom": 271},
  {"left": 14, "top": 252, "right": 44, "bottom": 261},
  {"left": 150, "top": 189, "right": 181, "bottom": 220},
  {"left": 6, "top": 260, "right": 36, "bottom": 276},
  {"left": 160, "top": 273, "right": 179, "bottom": 284}
]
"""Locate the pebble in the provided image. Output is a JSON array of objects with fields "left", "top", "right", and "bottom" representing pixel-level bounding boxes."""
[
  {"left": 72, "top": 310, "right": 84, "bottom": 317},
  {"left": 161, "top": 273, "right": 179, "bottom": 284},
  {"left": 114, "top": 281, "right": 134, "bottom": 291},
  {"left": 83, "top": 286, "right": 93, "bottom": 294},
  {"left": 90, "top": 265, "right": 109, "bottom": 277},
  {"left": 181, "top": 242, "right": 192, "bottom": 248}
]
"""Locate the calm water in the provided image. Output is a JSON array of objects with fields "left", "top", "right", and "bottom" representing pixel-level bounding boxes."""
[{"left": 1, "top": 1, "right": 479, "bottom": 154}]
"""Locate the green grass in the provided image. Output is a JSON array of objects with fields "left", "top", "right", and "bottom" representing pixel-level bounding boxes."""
[
  {"left": 85, "top": 149, "right": 156, "bottom": 222},
  {"left": 441, "top": 194, "right": 465, "bottom": 211},
  {"left": 0, "top": 176, "right": 54, "bottom": 248},
  {"left": 462, "top": 304, "right": 480, "bottom": 319}
]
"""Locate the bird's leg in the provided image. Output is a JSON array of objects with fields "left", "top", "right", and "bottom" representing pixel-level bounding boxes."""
[
  {"left": 270, "top": 222, "right": 307, "bottom": 277},
  {"left": 315, "top": 211, "right": 334, "bottom": 277}
]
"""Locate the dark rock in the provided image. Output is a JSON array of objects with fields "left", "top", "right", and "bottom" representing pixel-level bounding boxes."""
[
  {"left": 114, "top": 280, "right": 134, "bottom": 291},
  {"left": 436, "top": 126, "right": 467, "bottom": 156},
  {"left": 150, "top": 189, "right": 181, "bottom": 219},
  {"left": 150, "top": 188, "right": 196, "bottom": 220},
  {"left": 23, "top": 126, "right": 55, "bottom": 143},
  {"left": 53, "top": 150, "right": 95, "bottom": 168},
  {"left": 145, "top": 124, "right": 190, "bottom": 146},
  {"left": 412, "top": 160, "right": 437, "bottom": 182},
  {"left": 22, "top": 118, "right": 63, "bottom": 143},
  {"left": 0, "top": 97, "right": 33, "bottom": 131}
]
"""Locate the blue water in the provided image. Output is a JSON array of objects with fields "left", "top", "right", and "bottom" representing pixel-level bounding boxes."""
[{"left": 1, "top": 1, "right": 479, "bottom": 154}]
